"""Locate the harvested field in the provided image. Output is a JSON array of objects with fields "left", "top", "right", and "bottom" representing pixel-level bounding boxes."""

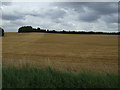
[{"left": 2, "top": 32, "right": 118, "bottom": 73}]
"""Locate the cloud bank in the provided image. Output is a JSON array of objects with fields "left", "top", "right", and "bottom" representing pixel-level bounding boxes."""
[{"left": 1, "top": 2, "right": 118, "bottom": 32}]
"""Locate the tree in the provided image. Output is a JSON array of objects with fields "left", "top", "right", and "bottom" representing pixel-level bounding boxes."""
[
  {"left": 18, "top": 26, "right": 33, "bottom": 33},
  {"left": 0, "top": 27, "right": 4, "bottom": 36},
  {"left": 37, "top": 27, "right": 40, "bottom": 30}
]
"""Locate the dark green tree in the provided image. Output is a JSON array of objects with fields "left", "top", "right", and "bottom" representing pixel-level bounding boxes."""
[
  {"left": 0, "top": 27, "right": 4, "bottom": 36},
  {"left": 18, "top": 26, "right": 33, "bottom": 33},
  {"left": 37, "top": 27, "right": 40, "bottom": 30}
]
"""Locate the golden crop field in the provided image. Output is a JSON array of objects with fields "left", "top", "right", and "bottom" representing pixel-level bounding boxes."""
[{"left": 2, "top": 32, "right": 118, "bottom": 73}]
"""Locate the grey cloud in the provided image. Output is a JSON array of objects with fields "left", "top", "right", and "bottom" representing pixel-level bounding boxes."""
[
  {"left": 28, "top": 8, "right": 66, "bottom": 19},
  {"left": 53, "top": 2, "right": 118, "bottom": 15},
  {"left": 27, "top": 13, "right": 45, "bottom": 18},
  {"left": 53, "top": 18, "right": 62, "bottom": 23},
  {"left": 2, "top": 14, "right": 24, "bottom": 20},
  {"left": 2, "top": 9, "right": 42, "bottom": 21},
  {"left": 52, "top": 2, "right": 118, "bottom": 23},
  {"left": 46, "top": 9, "right": 66, "bottom": 19},
  {"left": 51, "top": 2, "right": 85, "bottom": 12},
  {"left": 8, "top": 7, "right": 66, "bottom": 21},
  {"left": 2, "top": 2, "right": 12, "bottom": 6},
  {"left": 2, "top": 2, "right": 118, "bottom": 32},
  {"left": 79, "top": 10, "right": 101, "bottom": 22},
  {"left": 80, "top": 15, "right": 100, "bottom": 22},
  {"left": 101, "top": 14, "right": 118, "bottom": 23},
  {"left": 85, "top": 3, "right": 118, "bottom": 15}
]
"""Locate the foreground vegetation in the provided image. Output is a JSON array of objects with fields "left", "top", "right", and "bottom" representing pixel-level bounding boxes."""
[{"left": 3, "top": 66, "right": 119, "bottom": 88}]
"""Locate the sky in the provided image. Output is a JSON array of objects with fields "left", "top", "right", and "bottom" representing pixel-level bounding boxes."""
[{"left": 1, "top": 2, "right": 118, "bottom": 32}]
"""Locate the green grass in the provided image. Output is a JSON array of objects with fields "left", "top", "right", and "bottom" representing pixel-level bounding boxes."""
[{"left": 2, "top": 66, "right": 119, "bottom": 88}]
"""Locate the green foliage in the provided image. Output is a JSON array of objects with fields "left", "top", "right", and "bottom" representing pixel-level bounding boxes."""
[
  {"left": 18, "top": 26, "right": 46, "bottom": 33},
  {"left": 18, "top": 26, "right": 119, "bottom": 35},
  {"left": 37, "top": 27, "right": 40, "bottom": 30},
  {"left": 2, "top": 66, "right": 119, "bottom": 88},
  {"left": 18, "top": 26, "right": 33, "bottom": 33}
]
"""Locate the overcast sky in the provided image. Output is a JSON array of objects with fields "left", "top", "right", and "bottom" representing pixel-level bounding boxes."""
[{"left": 1, "top": 2, "right": 118, "bottom": 32}]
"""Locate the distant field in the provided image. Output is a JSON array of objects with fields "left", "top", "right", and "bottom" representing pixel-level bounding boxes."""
[{"left": 2, "top": 32, "right": 118, "bottom": 73}]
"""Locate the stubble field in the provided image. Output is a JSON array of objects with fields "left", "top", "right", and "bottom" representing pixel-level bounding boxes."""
[{"left": 2, "top": 32, "right": 118, "bottom": 74}]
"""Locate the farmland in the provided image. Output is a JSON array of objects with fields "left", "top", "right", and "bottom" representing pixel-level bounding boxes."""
[{"left": 2, "top": 32, "right": 118, "bottom": 74}]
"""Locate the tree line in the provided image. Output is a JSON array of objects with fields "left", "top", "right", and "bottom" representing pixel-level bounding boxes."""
[
  {"left": 0, "top": 26, "right": 120, "bottom": 37},
  {"left": 18, "top": 26, "right": 120, "bottom": 35}
]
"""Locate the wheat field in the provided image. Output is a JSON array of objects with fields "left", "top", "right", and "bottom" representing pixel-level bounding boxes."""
[{"left": 2, "top": 32, "right": 118, "bottom": 73}]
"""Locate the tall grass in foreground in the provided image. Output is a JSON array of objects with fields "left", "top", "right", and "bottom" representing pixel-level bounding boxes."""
[{"left": 3, "top": 66, "right": 119, "bottom": 88}]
